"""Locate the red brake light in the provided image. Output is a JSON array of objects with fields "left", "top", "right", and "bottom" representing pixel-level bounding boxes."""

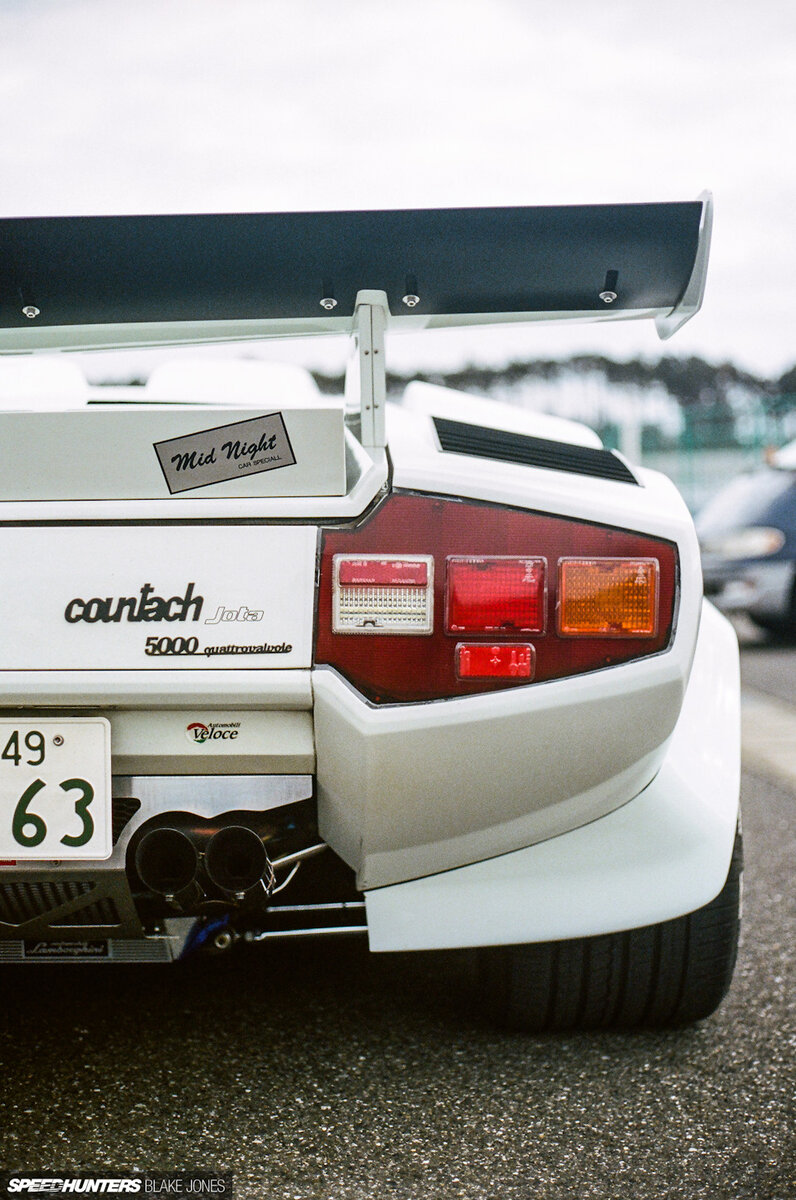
[
  {"left": 446, "top": 557, "right": 545, "bottom": 634},
  {"left": 456, "top": 643, "right": 535, "bottom": 680}
]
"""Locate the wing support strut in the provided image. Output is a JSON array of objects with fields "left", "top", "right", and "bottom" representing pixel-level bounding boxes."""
[{"left": 345, "top": 290, "right": 389, "bottom": 449}]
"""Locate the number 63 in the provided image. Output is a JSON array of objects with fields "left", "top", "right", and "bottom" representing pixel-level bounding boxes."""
[{"left": 12, "top": 778, "right": 95, "bottom": 848}]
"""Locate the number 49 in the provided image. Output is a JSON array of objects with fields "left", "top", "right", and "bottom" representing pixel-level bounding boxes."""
[{"left": 2, "top": 729, "right": 46, "bottom": 767}]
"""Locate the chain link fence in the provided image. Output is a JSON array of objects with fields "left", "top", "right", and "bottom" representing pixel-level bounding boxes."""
[{"left": 598, "top": 400, "right": 796, "bottom": 514}]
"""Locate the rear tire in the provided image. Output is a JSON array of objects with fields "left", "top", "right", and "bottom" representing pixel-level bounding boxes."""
[{"left": 479, "top": 830, "right": 742, "bottom": 1032}]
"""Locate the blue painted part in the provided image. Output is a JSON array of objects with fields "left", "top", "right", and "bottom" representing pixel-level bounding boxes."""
[{"left": 180, "top": 916, "right": 231, "bottom": 959}]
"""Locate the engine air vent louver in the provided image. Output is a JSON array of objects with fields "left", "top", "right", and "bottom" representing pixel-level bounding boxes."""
[
  {"left": 0, "top": 880, "right": 93, "bottom": 925},
  {"left": 52, "top": 897, "right": 120, "bottom": 927},
  {"left": 433, "top": 417, "right": 638, "bottom": 485}
]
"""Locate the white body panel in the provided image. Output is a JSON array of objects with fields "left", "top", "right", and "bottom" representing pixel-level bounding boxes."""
[
  {"left": 0, "top": 669, "right": 312, "bottom": 709},
  {"left": 110, "top": 709, "right": 315, "bottom": 775},
  {"left": 365, "top": 601, "right": 740, "bottom": 947},
  {"left": 0, "top": 402, "right": 346, "bottom": 501},
  {"left": 402, "top": 381, "right": 603, "bottom": 449},
  {"left": 315, "top": 657, "right": 685, "bottom": 890},
  {"left": 387, "top": 400, "right": 701, "bottom": 544},
  {"left": 0, "top": 525, "right": 317, "bottom": 671},
  {"left": 0, "top": 434, "right": 387, "bottom": 523}
]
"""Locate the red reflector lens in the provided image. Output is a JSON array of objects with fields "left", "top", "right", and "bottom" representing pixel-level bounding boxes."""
[
  {"left": 337, "top": 558, "right": 429, "bottom": 587},
  {"left": 456, "top": 643, "right": 535, "bottom": 680},
  {"left": 558, "top": 558, "right": 659, "bottom": 636},
  {"left": 446, "top": 557, "right": 545, "bottom": 633}
]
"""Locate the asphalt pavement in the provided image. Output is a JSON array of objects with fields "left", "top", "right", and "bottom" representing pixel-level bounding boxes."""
[
  {"left": 735, "top": 616, "right": 796, "bottom": 707},
  {"left": 736, "top": 618, "right": 796, "bottom": 788},
  {"left": 0, "top": 630, "right": 793, "bottom": 1200}
]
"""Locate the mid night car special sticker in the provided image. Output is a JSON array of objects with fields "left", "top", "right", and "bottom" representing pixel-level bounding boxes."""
[{"left": 153, "top": 412, "right": 296, "bottom": 494}]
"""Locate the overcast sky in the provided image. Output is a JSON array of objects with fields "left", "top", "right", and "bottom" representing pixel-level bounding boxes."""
[{"left": 1, "top": 0, "right": 794, "bottom": 380}]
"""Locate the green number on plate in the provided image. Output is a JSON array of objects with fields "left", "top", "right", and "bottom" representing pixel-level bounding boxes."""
[
  {"left": 10, "top": 776, "right": 96, "bottom": 850},
  {"left": 24, "top": 730, "right": 45, "bottom": 766},
  {"left": 2, "top": 731, "right": 21, "bottom": 766},
  {"left": 2, "top": 730, "right": 46, "bottom": 767},
  {"left": 59, "top": 778, "right": 95, "bottom": 848},
  {"left": 12, "top": 779, "right": 47, "bottom": 846}
]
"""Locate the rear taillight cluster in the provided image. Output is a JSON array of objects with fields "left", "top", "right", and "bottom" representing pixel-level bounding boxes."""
[{"left": 315, "top": 492, "right": 677, "bottom": 703}]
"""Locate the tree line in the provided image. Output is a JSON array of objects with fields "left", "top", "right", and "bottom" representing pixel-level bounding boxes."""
[{"left": 313, "top": 354, "right": 795, "bottom": 413}]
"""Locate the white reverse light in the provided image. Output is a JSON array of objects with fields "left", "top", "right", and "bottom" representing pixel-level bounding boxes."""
[{"left": 332, "top": 555, "right": 434, "bottom": 634}]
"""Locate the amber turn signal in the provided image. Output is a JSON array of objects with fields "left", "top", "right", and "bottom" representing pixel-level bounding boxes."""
[{"left": 558, "top": 558, "right": 658, "bottom": 637}]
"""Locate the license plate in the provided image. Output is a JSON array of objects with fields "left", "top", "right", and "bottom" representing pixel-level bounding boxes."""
[{"left": 0, "top": 719, "right": 112, "bottom": 860}]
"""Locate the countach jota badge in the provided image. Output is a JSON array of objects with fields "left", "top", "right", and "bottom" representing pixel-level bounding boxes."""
[
  {"left": 153, "top": 412, "right": 296, "bottom": 494},
  {"left": 204, "top": 605, "right": 264, "bottom": 624},
  {"left": 64, "top": 583, "right": 203, "bottom": 623}
]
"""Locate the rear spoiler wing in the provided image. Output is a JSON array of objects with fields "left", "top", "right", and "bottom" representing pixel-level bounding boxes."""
[{"left": 0, "top": 195, "right": 712, "bottom": 355}]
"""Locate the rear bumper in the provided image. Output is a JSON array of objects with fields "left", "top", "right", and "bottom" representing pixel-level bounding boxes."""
[
  {"left": 365, "top": 600, "right": 740, "bottom": 948},
  {"left": 314, "top": 647, "right": 691, "bottom": 891},
  {"left": 0, "top": 604, "right": 738, "bottom": 952}
]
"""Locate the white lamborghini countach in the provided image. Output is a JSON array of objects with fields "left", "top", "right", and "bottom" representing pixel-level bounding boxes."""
[{"left": 0, "top": 197, "right": 741, "bottom": 1030}]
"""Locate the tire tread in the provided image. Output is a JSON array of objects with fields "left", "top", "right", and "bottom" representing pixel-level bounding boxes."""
[{"left": 481, "top": 830, "right": 742, "bottom": 1032}]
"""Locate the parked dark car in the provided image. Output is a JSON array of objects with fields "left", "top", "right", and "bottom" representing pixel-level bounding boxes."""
[{"left": 697, "top": 441, "right": 796, "bottom": 634}]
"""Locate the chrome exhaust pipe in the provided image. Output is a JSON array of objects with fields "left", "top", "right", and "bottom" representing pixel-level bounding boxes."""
[
  {"left": 204, "top": 825, "right": 272, "bottom": 898},
  {"left": 135, "top": 827, "right": 200, "bottom": 904}
]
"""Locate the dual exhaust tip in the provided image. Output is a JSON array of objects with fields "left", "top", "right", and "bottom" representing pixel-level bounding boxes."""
[{"left": 135, "top": 824, "right": 271, "bottom": 904}]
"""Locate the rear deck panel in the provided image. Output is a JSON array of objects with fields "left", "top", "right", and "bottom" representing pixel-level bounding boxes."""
[{"left": 0, "top": 524, "right": 317, "bottom": 670}]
